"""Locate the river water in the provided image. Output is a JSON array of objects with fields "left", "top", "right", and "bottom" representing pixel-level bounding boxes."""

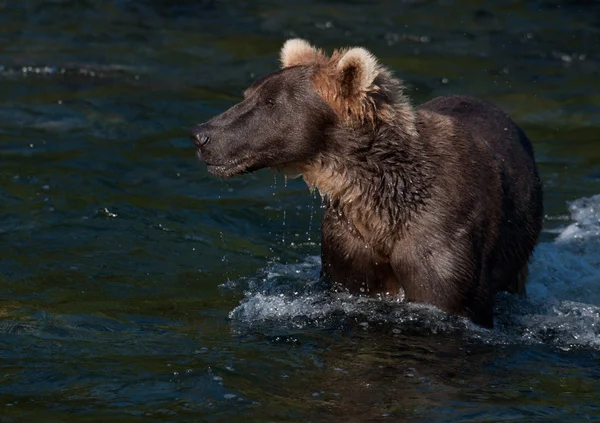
[{"left": 1, "top": 1, "right": 600, "bottom": 422}]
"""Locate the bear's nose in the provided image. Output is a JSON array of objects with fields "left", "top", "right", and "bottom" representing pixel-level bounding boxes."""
[
  {"left": 191, "top": 126, "right": 211, "bottom": 148},
  {"left": 197, "top": 134, "right": 210, "bottom": 147}
]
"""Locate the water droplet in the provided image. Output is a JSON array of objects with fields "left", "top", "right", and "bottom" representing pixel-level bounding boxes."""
[
  {"left": 307, "top": 201, "right": 316, "bottom": 242},
  {"left": 102, "top": 208, "right": 117, "bottom": 218},
  {"left": 281, "top": 208, "right": 287, "bottom": 243}
]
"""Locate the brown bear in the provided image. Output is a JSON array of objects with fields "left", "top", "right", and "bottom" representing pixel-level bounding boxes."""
[{"left": 191, "top": 39, "right": 543, "bottom": 328}]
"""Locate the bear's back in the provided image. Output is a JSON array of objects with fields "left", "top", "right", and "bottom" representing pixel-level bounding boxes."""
[{"left": 416, "top": 95, "right": 543, "bottom": 295}]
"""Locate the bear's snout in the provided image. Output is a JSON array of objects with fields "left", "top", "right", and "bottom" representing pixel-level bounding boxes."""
[
  {"left": 191, "top": 125, "right": 211, "bottom": 149},
  {"left": 196, "top": 134, "right": 210, "bottom": 147},
  {"left": 191, "top": 124, "right": 213, "bottom": 162}
]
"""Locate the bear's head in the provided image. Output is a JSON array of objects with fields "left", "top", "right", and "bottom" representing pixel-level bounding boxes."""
[{"left": 192, "top": 39, "right": 415, "bottom": 178}]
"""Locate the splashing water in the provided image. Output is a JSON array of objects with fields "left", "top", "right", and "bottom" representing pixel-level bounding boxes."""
[
  {"left": 228, "top": 195, "right": 600, "bottom": 350},
  {"left": 307, "top": 200, "right": 316, "bottom": 243},
  {"left": 281, "top": 207, "right": 287, "bottom": 245}
]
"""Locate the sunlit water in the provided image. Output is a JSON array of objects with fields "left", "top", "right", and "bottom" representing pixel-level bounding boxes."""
[{"left": 1, "top": 0, "right": 600, "bottom": 422}]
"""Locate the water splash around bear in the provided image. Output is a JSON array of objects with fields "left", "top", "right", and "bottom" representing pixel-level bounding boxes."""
[{"left": 228, "top": 194, "right": 600, "bottom": 350}]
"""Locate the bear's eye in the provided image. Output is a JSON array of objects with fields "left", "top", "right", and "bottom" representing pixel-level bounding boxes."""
[{"left": 265, "top": 98, "right": 276, "bottom": 109}]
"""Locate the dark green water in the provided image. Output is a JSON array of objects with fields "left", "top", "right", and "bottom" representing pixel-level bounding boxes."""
[{"left": 1, "top": 1, "right": 600, "bottom": 421}]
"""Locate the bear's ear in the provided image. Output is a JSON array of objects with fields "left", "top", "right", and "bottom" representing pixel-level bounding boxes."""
[
  {"left": 336, "top": 47, "right": 379, "bottom": 96},
  {"left": 280, "top": 38, "right": 326, "bottom": 68}
]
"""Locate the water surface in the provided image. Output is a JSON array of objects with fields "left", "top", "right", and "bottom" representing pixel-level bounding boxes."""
[{"left": 1, "top": 1, "right": 600, "bottom": 421}]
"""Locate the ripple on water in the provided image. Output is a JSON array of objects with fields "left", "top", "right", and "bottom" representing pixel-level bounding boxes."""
[{"left": 228, "top": 194, "right": 600, "bottom": 350}]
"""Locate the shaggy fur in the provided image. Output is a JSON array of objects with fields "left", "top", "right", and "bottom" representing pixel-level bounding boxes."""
[{"left": 192, "top": 39, "right": 544, "bottom": 327}]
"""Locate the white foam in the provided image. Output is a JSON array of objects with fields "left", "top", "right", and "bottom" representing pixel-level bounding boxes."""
[
  {"left": 556, "top": 195, "right": 600, "bottom": 243},
  {"left": 507, "top": 194, "right": 600, "bottom": 348},
  {"left": 229, "top": 194, "right": 600, "bottom": 349}
]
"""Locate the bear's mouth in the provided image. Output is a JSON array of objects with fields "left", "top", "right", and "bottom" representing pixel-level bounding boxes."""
[{"left": 205, "top": 158, "right": 254, "bottom": 178}]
